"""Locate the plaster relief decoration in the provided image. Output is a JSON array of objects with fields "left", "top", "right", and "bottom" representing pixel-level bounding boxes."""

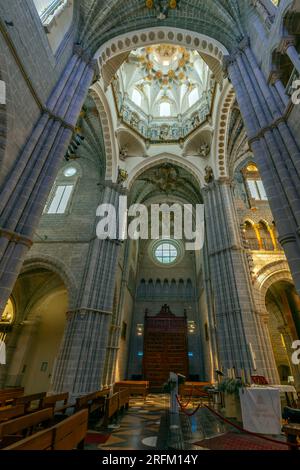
[
  {"left": 145, "top": 0, "right": 180, "bottom": 20},
  {"left": 112, "top": 43, "right": 214, "bottom": 144},
  {"left": 141, "top": 163, "right": 179, "bottom": 193}
]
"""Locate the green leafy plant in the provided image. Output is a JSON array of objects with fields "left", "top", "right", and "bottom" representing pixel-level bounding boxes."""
[{"left": 217, "top": 378, "right": 245, "bottom": 396}]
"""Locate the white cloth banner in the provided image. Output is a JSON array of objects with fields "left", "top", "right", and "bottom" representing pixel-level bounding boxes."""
[{"left": 239, "top": 387, "right": 281, "bottom": 435}]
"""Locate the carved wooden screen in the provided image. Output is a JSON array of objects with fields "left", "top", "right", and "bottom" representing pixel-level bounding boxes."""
[{"left": 143, "top": 305, "right": 189, "bottom": 388}]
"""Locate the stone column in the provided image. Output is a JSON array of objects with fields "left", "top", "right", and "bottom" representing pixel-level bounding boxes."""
[
  {"left": 1, "top": 318, "right": 40, "bottom": 388},
  {"left": 102, "top": 238, "right": 130, "bottom": 387},
  {"left": 51, "top": 185, "right": 124, "bottom": 397},
  {"left": 202, "top": 230, "right": 220, "bottom": 381},
  {"left": 203, "top": 179, "right": 279, "bottom": 382},
  {"left": 268, "top": 71, "right": 289, "bottom": 108},
  {"left": 226, "top": 39, "right": 300, "bottom": 294},
  {"left": 0, "top": 47, "right": 96, "bottom": 316},
  {"left": 278, "top": 326, "right": 300, "bottom": 389},
  {"left": 279, "top": 37, "right": 300, "bottom": 75}
]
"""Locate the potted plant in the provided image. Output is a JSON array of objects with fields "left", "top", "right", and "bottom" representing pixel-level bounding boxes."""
[{"left": 217, "top": 378, "right": 244, "bottom": 421}]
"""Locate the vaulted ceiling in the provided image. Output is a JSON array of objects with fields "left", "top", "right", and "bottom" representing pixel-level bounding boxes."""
[{"left": 78, "top": 0, "right": 248, "bottom": 54}]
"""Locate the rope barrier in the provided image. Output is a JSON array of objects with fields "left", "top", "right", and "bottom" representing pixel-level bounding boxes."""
[
  {"left": 176, "top": 394, "right": 202, "bottom": 417},
  {"left": 175, "top": 393, "right": 300, "bottom": 449},
  {"left": 203, "top": 404, "right": 300, "bottom": 449},
  {"left": 178, "top": 387, "right": 194, "bottom": 409}
]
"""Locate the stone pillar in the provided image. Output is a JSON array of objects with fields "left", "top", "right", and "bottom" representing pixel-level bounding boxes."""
[
  {"left": 268, "top": 71, "right": 289, "bottom": 108},
  {"left": 226, "top": 39, "right": 300, "bottom": 294},
  {"left": 51, "top": 185, "right": 124, "bottom": 397},
  {"left": 286, "top": 288, "right": 300, "bottom": 339},
  {"left": 278, "top": 326, "right": 300, "bottom": 389},
  {"left": 203, "top": 179, "right": 279, "bottom": 382},
  {"left": 103, "top": 238, "right": 130, "bottom": 387},
  {"left": 0, "top": 47, "right": 96, "bottom": 316},
  {"left": 202, "top": 231, "right": 220, "bottom": 381},
  {"left": 280, "top": 37, "right": 300, "bottom": 75},
  {"left": 2, "top": 318, "right": 40, "bottom": 388}
]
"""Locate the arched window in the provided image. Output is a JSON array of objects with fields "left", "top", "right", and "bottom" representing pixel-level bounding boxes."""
[
  {"left": 243, "top": 163, "right": 268, "bottom": 201},
  {"left": 34, "top": 0, "right": 63, "bottom": 20},
  {"left": 188, "top": 88, "right": 199, "bottom": 107},
  {"left": 244, "top": 221, "right": 260, "bottom": 250},
  {"left": 160, "top": 102, "right": 171, "bottom": 117},
  {"left": 132, "top": 89, "right": 142, "bottom": 107},
  {"left": 259, "top": 222, "right": 275, "bottom": 251},
  {"left": 44, "top": 165, "right": 79, "bottom": 214}
]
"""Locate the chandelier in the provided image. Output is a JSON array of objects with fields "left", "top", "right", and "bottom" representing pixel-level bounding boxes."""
[{"left": 146, "top": 0, "right": 180, "bottom": 20}]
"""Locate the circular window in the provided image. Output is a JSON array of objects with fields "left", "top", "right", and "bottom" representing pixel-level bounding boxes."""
[
  {"left": 64, "top": 167, "right": 77, "bottom": 177},
  {"left": 154, "top": 242, "right": 178, "bottom": 265}
]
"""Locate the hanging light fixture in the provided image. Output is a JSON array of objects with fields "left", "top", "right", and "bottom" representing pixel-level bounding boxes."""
[{"left": 146, "top": 0, "right": 180, "bottom": 20}]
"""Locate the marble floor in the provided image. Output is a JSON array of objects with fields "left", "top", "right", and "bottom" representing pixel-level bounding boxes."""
[
  {"left": 86, "top": 394, "right": 170, "bottom": 450},
  {"left": 84, "top": 395, "right": 289, "bottom": 451}
]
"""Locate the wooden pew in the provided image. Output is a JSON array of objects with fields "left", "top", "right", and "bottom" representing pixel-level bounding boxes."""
[
  {"left": 15, "top": 392, "right": 46, "bottom": 413},
  {"left": 282, "top": 423, "right": 300, "bottom": 451},
  {"left": 75, "top": 390, "right": 109, "bottom": 416},
  {"left": 42, "top": 393, "right": 70, "bottom": 415},
  {"left": 53, "top": 409, "right": 88, "bottom": 450},
  {"left": 3, "top": 410, "right": 89, "bottom": 450},
  {"left": 114, "top": 381, "right": 149, "bottom": 398},
  {"left": 179, "top": 381, "right": 211, "bottom": 398},
  {"left": 0, "top": 388, "right": 24, "bottom": 407},
  {"left": 2, "top": 428, "right": 53, "bottom": 450},
  {"left": 118, "top": 388, "right": 129, "bottom": 411},
  {"left": 104, "top": 393, "right": 119, "bottom": 426},
  {"left": 0, "top": 405, "right": 25, "bottom": 423},
  {"left": 0, "top": 408, "right": 53, "bottom": 448}
]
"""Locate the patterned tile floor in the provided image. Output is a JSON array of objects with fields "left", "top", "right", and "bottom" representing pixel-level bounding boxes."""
[
  {"left": 84, "top": 395, "right": 289, "bottom": 451},
  {"left": 86, "top": 394, "right": 170, "bottom": 450}
]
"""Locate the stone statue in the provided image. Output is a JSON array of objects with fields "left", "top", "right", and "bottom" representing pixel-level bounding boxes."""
[
  {"left": 159, "top": 125, "right": 170, "bottom": 141},
  {"left": 119, "top": 146, "right": 128, "bottom": 161},
  {"left": 198, "top": 143, "right": 210, "bottom": 158},
  {"left": 117, "top": 168, "right": 128, "bottom": 185},
  {"left": 204, "top": 165, "right": 214, "bottom": 184}
]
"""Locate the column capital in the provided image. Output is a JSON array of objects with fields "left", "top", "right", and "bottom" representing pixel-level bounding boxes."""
[
  {"left": 278, "top": 36, "right": 296, "bottom": 55},
  {"left": 268, "top": 70, "right": 282, "bottom": 85},
  {"left": 73, "top": 45, "right": 99, "bottom": 74},
  {"left": 99, "top": 180, "right": 128, "bottom": 195},
  {"left": 0, "top": 227, "right": 33, "bottom": 248},
  {"left": 202, "top": 177, "right": 233, "bottom": 193}
]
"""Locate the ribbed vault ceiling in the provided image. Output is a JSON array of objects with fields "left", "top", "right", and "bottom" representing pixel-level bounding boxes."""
[{"left": 78, "top": 0, "right": 247, "bottom": 54}]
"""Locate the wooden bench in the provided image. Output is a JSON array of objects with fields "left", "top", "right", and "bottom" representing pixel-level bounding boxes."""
[
  {"left": 118, "top": 388, "right": 129, "bottom": 411},
  {"left": 42, "top": 392, "right": 70, "bottom": 415},
  {"left": 15, "top": 392, "right": 46, "bottom": 413},
  {"left": 282, "top": 423, "right": 300, "bottom": 451},
  {"left": 0, "top": 388, "right": 24, "bottom": 407},
  {"left": 179, "top": 382, "right": 211, "bottom": 398},
  {"left": 104, "top": 393, "right": 119, "bottom": 426},
  {"left": 2, "top": 428, "right": 53, "bottom": 450},
  {"left": 3, "top": 409, "right": 89, "bottom": 450},
  {"left": 53, "top": 409, "right": 88, "bottom": 450},
  {"left": 114, "top": 381, "right": 149, "bottom": 398},
  {"left": 0, "top": 408, "right": 53, "bottom": 448},
  {"left": 0, "top": 405, "right": 25, "bottom": 423},
  {"left": 75, "top": 391, "right": 106, "bottom": 417}
]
